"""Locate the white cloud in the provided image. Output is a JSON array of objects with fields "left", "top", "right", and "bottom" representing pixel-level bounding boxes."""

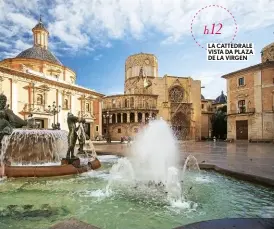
[
  {"left": 105, "top": 42, "right": 112, "bottom": 48},
  {"left": 93, "top": 54, "right": 103, "bottom": 61},
  {"left": 0, "top": 0, "right": 273, "bottom": 56},
  {"left": 15, "top": 40, "right": 31, "bottom": 50},
  {"left": 192, "top": 71, "right": 226, "bottom": 99}
]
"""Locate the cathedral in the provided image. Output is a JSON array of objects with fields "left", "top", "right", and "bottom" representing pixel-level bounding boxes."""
[
  {"left": 0, "top": 19, "right": 104, "bottom": 139},
  {"left": 102, "top": 53, "right": 202, "bottom": 141}
]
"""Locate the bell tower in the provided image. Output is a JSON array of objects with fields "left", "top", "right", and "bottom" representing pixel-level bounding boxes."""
[{"left": 32, "top": 16, "right": 49, "bottom": 50}]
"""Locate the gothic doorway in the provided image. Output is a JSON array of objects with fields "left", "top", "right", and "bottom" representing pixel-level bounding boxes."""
[{"left": 171, "top": 111, "right": 190, "bottom": 140}]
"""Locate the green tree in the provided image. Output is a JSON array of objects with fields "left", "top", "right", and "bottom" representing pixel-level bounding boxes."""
[{"left": 211, "top": 105, "right": 227, "bottom": 139}]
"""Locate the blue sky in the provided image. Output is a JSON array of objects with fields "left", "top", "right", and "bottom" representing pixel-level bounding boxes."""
[{"left": 0, "top": 0, "right": 274, "bottom": 99}]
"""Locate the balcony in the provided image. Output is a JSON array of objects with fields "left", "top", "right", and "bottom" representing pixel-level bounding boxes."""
[
  {"left": 228, "top": 107, "right": 255, "bottom": 115},
  {"left": 22, "top": 103, "right": 50, "bottom": 114},
  {"left": 77, "top": 110, "right": 95, "bottom": 120}
]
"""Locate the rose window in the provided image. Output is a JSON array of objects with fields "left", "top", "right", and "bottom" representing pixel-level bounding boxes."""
[{"left": 169, "top": 86, "right": 184, "bottom": 103}]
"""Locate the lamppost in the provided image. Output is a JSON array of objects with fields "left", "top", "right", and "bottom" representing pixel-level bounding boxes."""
[
  {"left": 103, "top": 111, "right": 112, "bottom": 143},
  {"left": 46, "top": 101, "right": 61, "bottom": 129}
]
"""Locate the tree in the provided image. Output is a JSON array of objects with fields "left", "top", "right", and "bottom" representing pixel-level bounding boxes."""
[{"left": 211, "top": 105, "right": 227, "bottom": 139}]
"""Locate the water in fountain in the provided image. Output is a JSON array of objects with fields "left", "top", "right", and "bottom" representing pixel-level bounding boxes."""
[
  {"left": 0, "top": 135, "right": 10, "bottom": 178},
  {"left": 0, "top": 129, "right": 68, "bottom": 165},
  {"left": 77, "top": 122, "right": 98, "bottom": 165},
  {"left": 107, "top": 118, "right": 183, "bottom": 202},
  {"left": 182, "top": 155, "right": 200, "bottom": 179}
]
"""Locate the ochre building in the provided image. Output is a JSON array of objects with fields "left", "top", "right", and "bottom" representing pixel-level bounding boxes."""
[
  {"left": 222, "top": 42, "right": 274, "bottom": 141},
  {"left": 102, "top": 53, "right": 202, "bottom": 141},
  {"left": 0, "top": 19, "right": 104, "bottom": 139}
]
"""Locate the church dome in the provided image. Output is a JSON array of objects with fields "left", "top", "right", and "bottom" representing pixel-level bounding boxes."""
[
  {"left": 261, "top": 42, "right": 274, "bottom": 63},
  {"left": 16, "top": 46, "right": 62, "bottom": 66},
  {"left": 214, "top": 91, "right": 227, "bottom": 104}
]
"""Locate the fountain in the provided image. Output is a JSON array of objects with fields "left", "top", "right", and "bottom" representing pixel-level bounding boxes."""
[
  {"left": 0, "top": 93, "right": 101, "bottom": 178},
  {"left": 107, "top": 118, "right": 185, "bottom": 202},
  {"left": 0, "top": 111, "right": 274, "bottom": 229}
]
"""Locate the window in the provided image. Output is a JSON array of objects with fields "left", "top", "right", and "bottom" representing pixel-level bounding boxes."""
[
  {"left": 169, "top": 86, "right": 184, "bottom": 103},
  {"left": 86, "top": 103, "right": 90, "bottom": 112},
  {"left": 37, "top": 94, "right": 43, "bottom": 105},
  {"left": 238, "top": 77, "right": 245, "bottom": 86},
  {"left": 238, "top": 100, "right": 245, "bottom": 113},
  {"left": 130, "top": 97, "right": 134, "bottom": 108},
  {"left": 103, "top": 129, "right": 107, "bottom": 134},
  {"left": 112, "top": 99, "right": 116, "bottom": 108},
  {"left": 118, "top": 128, "right": 121, "bottom": 133},
  {"left": 64, "top": 99, "right": 69, "bottom": 109},
  {"left": 96, "top": 125, "right": 99, "bottom": 132},
  {"left": 201, "top": 104, "right": 204, "bottom": 109}
]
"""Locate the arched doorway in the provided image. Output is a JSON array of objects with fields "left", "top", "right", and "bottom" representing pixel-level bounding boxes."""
[{"left": 171, "top": 111, "right": 190, "bottom": 140}]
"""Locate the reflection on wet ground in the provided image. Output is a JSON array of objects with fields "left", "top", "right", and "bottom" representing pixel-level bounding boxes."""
[{"left": 94, "top": 141, "right": 274, "bottom": 180}]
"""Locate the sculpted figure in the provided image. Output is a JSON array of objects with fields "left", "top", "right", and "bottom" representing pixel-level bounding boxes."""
[
  {"left": 77, "top": 118, "right": 90, "bottom": 154},
  {"left": 0, "top": 94, "right": 27, "bottom": 128},
  {"left": 66, "top": 112, "right": 79, "bottom": 158},
  {"left": 26, "top": 114, "right": 36, "bottom": 129}
]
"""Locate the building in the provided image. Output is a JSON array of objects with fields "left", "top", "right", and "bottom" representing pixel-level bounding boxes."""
[
  {"left": 0, "top": 18, "right": 104, "bottom": 139},
  {"left": 222, "top": 42, "right": 274, "bottom": 141},
  {"left": 201, "top": 92, "right": 227, "bottom": 139},
  {"left": 102, "top": 53, "right": 201, "bottom": 141}
]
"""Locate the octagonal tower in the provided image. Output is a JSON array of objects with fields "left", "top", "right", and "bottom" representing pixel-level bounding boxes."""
[
  {"left": 124, "top": 53, "right": 158, "bottom": 94},
  {"left": 261, "top": 42, "right": 274, "bottom": 63}
]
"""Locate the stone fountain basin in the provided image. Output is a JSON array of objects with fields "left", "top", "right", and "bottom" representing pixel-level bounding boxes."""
[
  {"left": 2, "top": 164, "right": 88, "bottom": 178},
  {"left": 1, "top": 158, "right": 101, "bottom": 178}
]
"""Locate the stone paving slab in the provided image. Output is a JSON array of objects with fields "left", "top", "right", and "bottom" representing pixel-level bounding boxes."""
[
  {"left": 50, "top": 218, "right": 274, "bottom": 229},
  {"left": 49, "top": 218, "right": 100, "bottom": 229},
  {"left": 94, "top": 141, "right": 274, "bottom": 186},
  {"left": 174, "top": 218, "right": 274, "bottom": 229}
]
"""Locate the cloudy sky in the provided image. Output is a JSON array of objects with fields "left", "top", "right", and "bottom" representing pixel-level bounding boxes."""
[{"left": 0, "top": 0, "right": 274, "bottom": 99}]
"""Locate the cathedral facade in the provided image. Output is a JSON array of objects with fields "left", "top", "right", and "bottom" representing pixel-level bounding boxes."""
[
  {"left": 102, "top": 53, "right": 201, "bottom": 141},
  {"left": 0, "top": 19, "right": 104, "bottom": 139}
]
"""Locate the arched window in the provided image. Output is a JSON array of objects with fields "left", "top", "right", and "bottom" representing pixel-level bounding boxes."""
[
  {"left": 124, "top": 99, "right": 128, "bottom": 108},
  {"left": 37, "top": 94, "right": 43, "bottom": 105},
  {"left": 64, "top": 99, "right": 69, "bottom": 109},
  {"left": 130, "top": 97, "right": 134, "bottom": 108},
  {"left": 238, "top": 100, "right": 245, "bottom": 113},
  {"left": 86, "top": 103, "right": 90, "bottom": 112}
]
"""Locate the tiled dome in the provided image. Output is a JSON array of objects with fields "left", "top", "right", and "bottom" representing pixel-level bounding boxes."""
[
  {"left": 33, "top": 21, "right": 48, "bottom": 32},
  {"left": 16, "top": 46, "right": 62, "bottom": 66},
  {"left": 214, "top": 91, "right": 227, "bottom": 104}
]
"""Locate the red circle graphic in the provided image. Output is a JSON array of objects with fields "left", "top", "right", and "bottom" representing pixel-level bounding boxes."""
[{"left": 190, "top": 5, "right": 238, "bottom": 50}]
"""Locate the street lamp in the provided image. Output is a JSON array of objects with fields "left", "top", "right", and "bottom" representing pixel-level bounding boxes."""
[
  {"left": 103, "top": 111, "right": 112, "bottom": 143},
  {"left": 46, "top": 101, "right": 61, "bottom": 129}
]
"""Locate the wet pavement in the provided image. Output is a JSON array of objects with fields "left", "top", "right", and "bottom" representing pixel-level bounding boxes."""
[{"left": 94, "top": 141, "right": 274, "bottom": 185}]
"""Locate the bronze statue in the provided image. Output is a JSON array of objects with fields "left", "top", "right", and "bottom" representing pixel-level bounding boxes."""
[
  {"left": 77, "top": 118, "right": 90, "bottom": 154},
  {"left": 0, "top": 94, "right": 27, "bottom": 128},
  {"left": 26, "top": 114, "right": 37, "bottom": 128},
  {"left": 66, "top": 112, "right": 79, "bottom": 158}
]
